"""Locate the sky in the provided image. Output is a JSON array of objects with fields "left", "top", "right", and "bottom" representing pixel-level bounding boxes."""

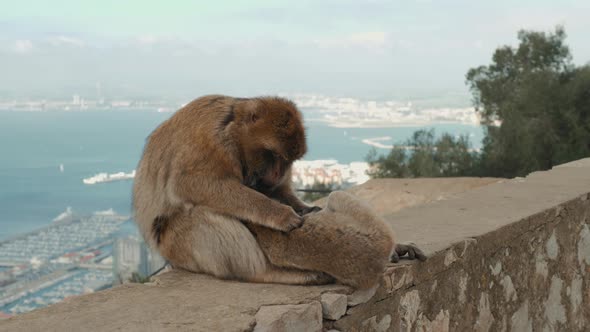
[{"left": 1, "top": 0, "right": 589, "bottom": 102}]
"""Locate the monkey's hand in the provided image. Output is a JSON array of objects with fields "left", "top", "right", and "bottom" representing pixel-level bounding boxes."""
[
  {"left": 390, "top": 242, "right": 427, "bottom": 263},
  {"left": 273, "top": 208, "right": 304, "bottom": 232},
  {"left": 296, "top": 205, "right": 322, "bottom": 216},
  {"left": 176, "top": 177, "right": 305, "bottom": 233}
]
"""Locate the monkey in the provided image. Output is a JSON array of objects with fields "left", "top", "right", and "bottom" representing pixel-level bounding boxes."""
[
  {"left": 133, "top": 95, "right": 333, "bottom": 285},
  {"left": 133, "top": 95, "right": 426, "bottom": 287},
  {"left": 249, "top": 191, "right": 427, "bottom": 290},
  {"left": 248, "top": 190, "right": 394, "bottom": 289}
]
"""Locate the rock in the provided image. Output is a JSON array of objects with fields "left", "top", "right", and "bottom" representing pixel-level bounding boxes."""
[
  {"left": 321, "top": 293, "right": 348, "bottom": 320},
  {"left": 348, "top": 285, "right": 378, "bottom": 306},
  {"left": 254, "top": 302, "right": 322, "bottom": 332}
]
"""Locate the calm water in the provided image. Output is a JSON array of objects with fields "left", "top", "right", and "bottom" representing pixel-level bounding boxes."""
[{"left": 0, "top": 110, "right": 483, "bottom": 240}]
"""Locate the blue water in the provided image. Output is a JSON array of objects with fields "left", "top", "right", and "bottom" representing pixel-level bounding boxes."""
[{"left": 0, "top": 110, "right": 483, "bottom": 240}]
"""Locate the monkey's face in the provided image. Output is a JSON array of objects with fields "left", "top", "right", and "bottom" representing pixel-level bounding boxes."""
[
  {"left": 239, "top": 98, "right": 306, "bottom": 191},
  {"left": 256, "top": 149, "right": 292, "bottom": 189}
]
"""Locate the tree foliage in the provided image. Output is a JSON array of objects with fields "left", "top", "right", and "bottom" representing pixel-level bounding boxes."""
[
  {"left": 466, "top": 26, "right": 590, "bottom": 177},
  {"left": 368, "top": 27, "right": 590, "bottom": 179},
  {"left": 366, "top": 129, "right": 477, "bottom": 178},
  {"left": 128, "top": 272, "right": 151, "bottom": 284},
  {"left": 301, "top": 182, "right": 338, "bottom": 202}
]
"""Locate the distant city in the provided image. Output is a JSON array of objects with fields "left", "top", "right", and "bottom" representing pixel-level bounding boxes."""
[
  {"left": 0, "top": 94, "right": 180, "bottom": 113},
  {"left": 0, "top": 90, "right": 479, "bottom": 128},
  {"left": 82, "top": 159, "right": 370, "bottom": 190},
  {"left": 290, "top": 94, "right": 480, "bottom": 127}
]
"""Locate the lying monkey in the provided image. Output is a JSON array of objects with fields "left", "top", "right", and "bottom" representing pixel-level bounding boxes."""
[{"left": 248, "top": 190, "right": 426, "bottom": 290}]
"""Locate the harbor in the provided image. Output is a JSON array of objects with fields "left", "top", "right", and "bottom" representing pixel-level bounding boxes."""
[{"left": 0, "top": 212, "right": 162, "bottom": 316}]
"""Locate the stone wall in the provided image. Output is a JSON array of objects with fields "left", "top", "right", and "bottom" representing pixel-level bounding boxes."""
[
  {"left": 2, "top": 160, "right": 589, "bottom": 331},
  {"left": 334, "top": 186, "right": 590, "bottom": 331}
]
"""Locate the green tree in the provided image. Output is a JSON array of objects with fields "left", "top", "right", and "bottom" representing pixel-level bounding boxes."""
[
  {"left": 368, "top": 26, "right": 589, "bottom": 180},
  {"left": 434, "top": 133, "right": 477, "bottom": 176},
  {"left": 366, "top": 129, "right": 477, "bottom": 178},
  {"left": 128, "top": 272, "right": 151, "bottom": 284},
  {"left": 406, "top": 130, "right": 437, "bottom": 177},
  {"left": 466, "top": 26, "right": 590, "bottom": 177},
  {"left": 301, "top": 182, "right": 338, "bottom": 202},
  {"left": 365, "top": 146, "right": 408, "bottom": 178}
]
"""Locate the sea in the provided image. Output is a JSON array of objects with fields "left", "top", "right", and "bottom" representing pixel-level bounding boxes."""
[{"left": 0, "top": 109, "right": 483, "bottom": 241}]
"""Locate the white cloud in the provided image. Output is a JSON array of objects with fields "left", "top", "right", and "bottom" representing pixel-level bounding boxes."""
[
  {"left": 12, "top": 40, "right": 33, "bottom": 54},
  {"left": 347, "top": 31, "right": 387, "bottom": 45},
  {"left": 47, "top": 35, "right": 86, "bottom": 47},
  {"left": 136, "top": 35, "right": 159, "bottom": 45},
  {"left": 501, "top": 6, "right": 588, "bottom": 33},
  {"left": 314, "top": 31, "right": 389, "bottom": 49}
]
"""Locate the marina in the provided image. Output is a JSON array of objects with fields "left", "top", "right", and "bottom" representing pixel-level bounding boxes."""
[{"left": 0, "top": 213, "right": 130, "bottom": 316}]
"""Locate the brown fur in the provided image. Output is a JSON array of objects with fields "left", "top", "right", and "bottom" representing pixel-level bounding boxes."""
[
  {"left": 133, "top": 94, "right": 424, "bottom": 288},
  {"left": 133, "top": 95, "right": 329, "bottom": 284},
  {"left": 248, "top": 191, "right": 396, "bottom": 289}
]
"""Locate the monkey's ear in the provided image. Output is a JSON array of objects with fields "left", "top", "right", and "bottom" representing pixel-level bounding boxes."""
[
  {"left": 237, "top": 100, "right": 264, "bottom": 124},
  {"left": 250, "top": 112, "right": 260, "bottom": 123}
]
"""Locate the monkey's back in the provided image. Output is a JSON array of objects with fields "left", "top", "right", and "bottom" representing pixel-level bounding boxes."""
[
  {"left": 250, "top": 191, "right": 395, "bottom": 289},
  {"left": 132, "top": 95, "right": 240, "bottom": 247}
]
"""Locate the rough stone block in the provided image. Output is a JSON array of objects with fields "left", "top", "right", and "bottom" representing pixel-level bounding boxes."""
[
  {"left": 254, "top": 302, "right": 322, "bottom": 332},
  {"left": 347, "top": 285, "right": 378, "bottom": 306},
  {"left": 320, "top": 293, "right": 347, "bottom": 320}
]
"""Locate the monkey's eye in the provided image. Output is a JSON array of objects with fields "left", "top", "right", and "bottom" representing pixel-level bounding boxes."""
[
  {"left": 263, "top": 150, "right": 277, "bottom": 163},
  {"left": 263, "top": 149, "right": 285, "bottom": 163},
  {"left": 272, "top": 151, "right": 288, "bottom": 162}
]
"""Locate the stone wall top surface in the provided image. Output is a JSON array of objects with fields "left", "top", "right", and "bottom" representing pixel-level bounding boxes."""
[{"left": 390, "top": 159, "right": 590, "bottom": 254}]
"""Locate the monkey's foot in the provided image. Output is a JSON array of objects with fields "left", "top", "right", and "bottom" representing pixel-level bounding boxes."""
[
  {"left": 251, "top": 268, "right": 334, "bottom": 286},
  {"left": 391, "top": 242, "right": 427, "bottom": 263},
  {"left": 305, "top": 272, "right": 335, "bottom": 285}
]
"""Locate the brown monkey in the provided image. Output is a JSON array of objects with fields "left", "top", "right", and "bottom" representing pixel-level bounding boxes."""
[
  {"left": 133, "top": 95, "right": 331, "bottom": 284},
  {"left": 249, "top": 190, "right": 393, "bottom": 289},
  {"left": 250, "top": 191, "right": 427, "bottom": 290},
  {"left": 133, "top": 95, "right": 425, "bottom": 287}
]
